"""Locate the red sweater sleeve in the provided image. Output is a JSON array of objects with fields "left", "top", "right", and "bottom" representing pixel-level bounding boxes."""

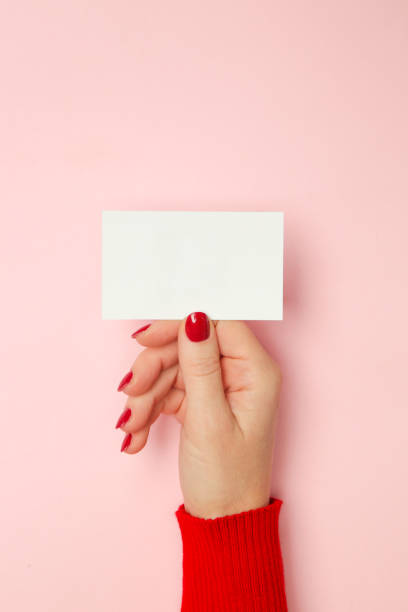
[{"left": 175, "top": 497, "right": 288, "bottom": 611}]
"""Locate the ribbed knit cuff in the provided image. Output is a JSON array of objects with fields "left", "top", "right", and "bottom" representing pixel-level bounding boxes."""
[{"left": 175, "top": 498, "right": 287, "bottom": 612}]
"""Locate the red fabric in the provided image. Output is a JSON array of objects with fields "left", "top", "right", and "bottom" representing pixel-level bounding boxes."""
[{"left": 175, "top": 498, "right": 288, "bottom": 611}]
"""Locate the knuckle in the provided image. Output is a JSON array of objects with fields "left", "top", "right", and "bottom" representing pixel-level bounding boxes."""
[{"left": 188, "top": 354, "right": 220, "bottom": 378}]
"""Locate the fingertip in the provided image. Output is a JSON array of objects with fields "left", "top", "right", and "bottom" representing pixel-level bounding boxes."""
[
  {"left": 115, "top": 407, "right": 131, "bottom": 429},
  {"left": 120, "top": 427, "right": 150, "bottom": 454},
  {"left": 132, "top": 320, "right": 180, "bottom": 347},
  {"left": 120, "top": 432, "right": 132, "bottom": 452},
  {"left": 131, "top": 323, "right": 151, "bottom": 338},
  {"left": 117, "top": 370, "right": 133, "bottom": 392}
]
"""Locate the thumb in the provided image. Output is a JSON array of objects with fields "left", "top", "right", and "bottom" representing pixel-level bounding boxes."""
[{"left": 178, "top": 312, "right": 226, "bottom": 416}]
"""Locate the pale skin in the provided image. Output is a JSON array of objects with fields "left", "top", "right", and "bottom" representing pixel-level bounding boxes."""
[{"left": 117, "top": 317, "right": 282, "bottom": 519}]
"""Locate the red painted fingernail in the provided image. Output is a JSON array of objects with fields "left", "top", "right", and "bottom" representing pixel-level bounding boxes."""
[
  {"left": 121, "top": 433, "right": 132, "bottom": 452},
  {"left": 117, "top": 370, "right": 133, "bottom": 391},
  {"left": 185, "top": 312, "right": 210, "bottom": 342},
  {"left": 131, "top": 324, "right": 151, "bottom": 338},
  {"left": 115, "top": 408, "right": 131, "bottom": 429}
]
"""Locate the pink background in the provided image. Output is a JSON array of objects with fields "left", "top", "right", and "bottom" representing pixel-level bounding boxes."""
[{"left": 1, "top": 1, "right": 407, "bottom": 610}]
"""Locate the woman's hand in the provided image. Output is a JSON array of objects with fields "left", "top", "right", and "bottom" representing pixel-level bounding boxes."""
[{"left": 116, "top": 313, "right": 282, "bottom": 519}]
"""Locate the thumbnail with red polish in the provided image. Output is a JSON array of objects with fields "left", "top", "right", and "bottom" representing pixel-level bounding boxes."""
[
  {"left": 121, "top": 433, "right": 132, "bottom": 452},
  {"left": 185, "top": 312, "right": 210, "bottom": 342},
  {"left": 115, "top": 408, "right": 131, "bottom": 429},
  {"left": 117, "top": 370, "right": 133, "bottom": 391},
  {"left": 131, "top": 324, "right": 151, "bottom": 338}
]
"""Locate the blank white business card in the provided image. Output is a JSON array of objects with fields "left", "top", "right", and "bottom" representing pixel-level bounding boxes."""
[{"left": 102, "top": 211, "right": 283, "bottom": 320}]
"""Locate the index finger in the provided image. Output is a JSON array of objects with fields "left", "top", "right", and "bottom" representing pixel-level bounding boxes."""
[{"left": 131, "top": 320, "right": 181, "bottom": 347}]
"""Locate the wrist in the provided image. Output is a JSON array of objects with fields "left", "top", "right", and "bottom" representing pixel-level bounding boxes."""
[{"left": 184, "top": 493, "right": 271, "bottom": 519}]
